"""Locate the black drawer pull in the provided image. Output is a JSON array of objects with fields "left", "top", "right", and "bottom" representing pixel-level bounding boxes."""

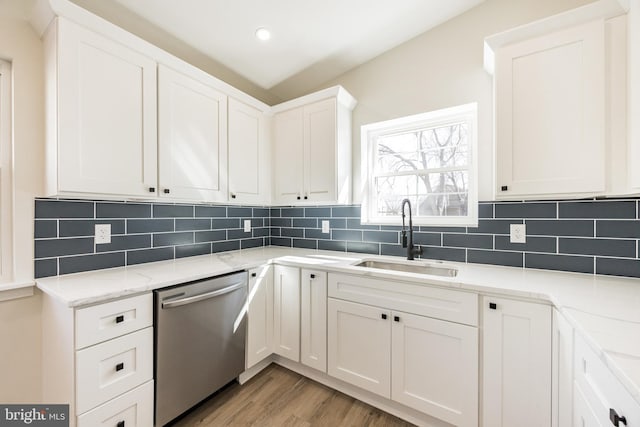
[
  {"left": 115, "top": 362, "right": 124, "bottom": 372},
  {"left": 115, "top": 315, "right": 124, "bottom": 324},
  {"left": 381, "top": 314, "right": 387, "bottom": 320},
  {"left": 501, "top": 185, "right": 508, "bottom": 191},
  {"left": 251, "top": 272, "right": 257, "bottom": 277},
  {"left": 296, "top": 196, "right": 301, "bottom": 200},
  {"left": 117, "top": 421, "right": 125, "bottom": 427},
  {"left": 489, "top": 302, "right": 497, "bottom": 310},
  {"left": 394, "top": 316, "right": 400, "bottom": 322},
  {"left": 310, "top": 274, "right": 316, "bottom": 279},
  {"left": 231, "top": 194, "right": 236, "bottom": 199},
  {"left": 163, "top": 189, "right": 170, "bottom": 194},
  {"left": 304, "top": 196, "right": 308, "bottom": 200},
  {"left": 148, "top": 187, "right": 155, "bottom": 193},
  {"left": 610, "top": 408, "right": 627, "bottom": 426}
]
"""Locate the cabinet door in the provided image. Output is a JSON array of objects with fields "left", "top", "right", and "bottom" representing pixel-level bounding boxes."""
[
  {"left": 273, "top": 108, "right": 304, "bottom": 204},
  {"left": 300, "top": 269, "right": 327, "bottom": 372},
  {"left": 495, "top": 20, "right": 605, "bottom": 198},
  {"left": 246, "top": 265, "right": 273, "bottom": 369},
  {"left": 573, "top": 384, "right": 602, "bottom": 427},
  {"left": 327, "top": 298, "right": 391, "bottom": 398},
  {"left": 304, "top": 98, "right": 336, "bottom": 203},
  {"left": 273, "top": 265, "right": 300, "bottom": 362},
  {"left": 482, "top": 297, "right": 552, "bottom": 427},
  {"left": 228, "top": 98, "right": 268, "bottom": 203},
  {"left": 552, "top": 309, "right": 574, "bottom": 427},
  {"left": 158, "top": 65, "right": 228, "bottom": 202},
  {"left": 56, "top": 19, "right": 157, "bottom": 197},
  {"left": 391, "top": 311, "right": 478, "bottom": 427}
]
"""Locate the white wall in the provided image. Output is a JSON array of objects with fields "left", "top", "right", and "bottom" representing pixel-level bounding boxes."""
[
  {"left": 312, "top": 0, "right": 596, "bottom": 203},
  {"left": 0, "top": 12, "right": 45, "bottom": 402}
]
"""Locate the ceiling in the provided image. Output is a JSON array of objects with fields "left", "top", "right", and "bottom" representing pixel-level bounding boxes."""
[{"left": 112, "top": 0, "right": 484, "bottom": 91}]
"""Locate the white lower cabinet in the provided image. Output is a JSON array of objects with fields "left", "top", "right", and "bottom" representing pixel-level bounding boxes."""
[
  {"left": 482, "top": 296, "right": 552, "bottom": 427},
  {"left": 77, "top": 381, "right": 153, "bottom": 427},
  {"left": 553, "top": 308, "right": 575, "bottom": 427},
  {"left": 328, "top": 298, "right": 391, "bottom": 397},
  {"left": 300, "top": 269, "right": 327, "bottom": 372},
  {"left": 273, "top": 265, "right": 301, "bottom": 361},
  {"left": 328, "top": 296, "right": 478, "bottom": 426},
  {"left": 42, "top": 293, "right": 154, "bottom": 427},
  {"left": 573, "top": 332, "right": 640, "bottom": 426},
  {"left": 246, "top": 265, "right": 274, "bottom": 369},
  {"left": 391, "top": 311, "right": 478, "bottom": 427}
]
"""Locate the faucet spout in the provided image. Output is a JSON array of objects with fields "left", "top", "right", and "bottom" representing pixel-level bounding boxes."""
[{"left": 401, "top": 199, "right": 423, "bottom": 261}]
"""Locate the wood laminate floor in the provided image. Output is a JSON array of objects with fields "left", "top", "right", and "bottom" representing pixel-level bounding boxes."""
[{"left": 171, "top": 364, "right": 415, "bottom": 427}]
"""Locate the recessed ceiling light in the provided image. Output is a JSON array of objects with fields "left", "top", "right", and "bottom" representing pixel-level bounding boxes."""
[{"left": 255, "top": 27, "right": 271, "bottom": 41}]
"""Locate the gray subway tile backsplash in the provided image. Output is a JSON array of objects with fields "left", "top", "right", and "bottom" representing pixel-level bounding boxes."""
[{"left": 34, "top": 198, "right": 640, "bottom": 280}]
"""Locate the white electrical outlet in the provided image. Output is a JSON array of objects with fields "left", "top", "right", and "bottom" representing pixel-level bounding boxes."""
[
  {"left": 95, "top": 224, "right": 111, "bottom": 244},
  {"left": 510, "top": 224, "right": 526, "bottom": 244},
  {"left": 321, "top": 220, "right": 330, "bottom": 234},
  {"left": 244, "top": 219, "right": 252, "bottom": 233}
]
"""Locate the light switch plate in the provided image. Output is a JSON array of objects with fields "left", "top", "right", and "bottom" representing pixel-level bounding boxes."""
[
  {"left": 510, "top": 224, "right": 526, "bottom": 244},
  {"left": 95, "top": 224, "right": 111, "bottom": 244},
  {"left": 322, "top": 220, "right": 330, "bottom": 234},
  {"left": 244, "top": 219, "right": 252, "bottom": 233}
]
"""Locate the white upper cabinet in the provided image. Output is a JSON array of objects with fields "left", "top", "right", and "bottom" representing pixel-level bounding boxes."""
[
  {"left": 228, "top": 98, "right": 270, "bottom": 204},
  {"left": 158, "top": 65, "right": 228, "bottom": 202},
  {"left": 495, "top": 21, "right": 605, "bottom": 198},
  {"left": 45, "top": 18, "right": 158, "bottom": 198},
  {"left": 485, "top": 0, "right": 629, "bottom": 200},
  {"left": 272, "top": 87, "right": 356, "bottom": 205}
]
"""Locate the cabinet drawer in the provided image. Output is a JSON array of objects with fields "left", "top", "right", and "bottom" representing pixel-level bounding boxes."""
[
  {"left": 75, "top": 293, "right": 152, "bottom": 349},
  {"left": 328, "top": 273, "right": 478, "bottom": 326},
  {"left": 76, "top": 328, "right": 153, "bottom": 414},
  {"left": 574, "top": 333, "right": 640, "bottom": 426},
  {"left": 77, "top": 380, "right": 153, "bottom": 427}
]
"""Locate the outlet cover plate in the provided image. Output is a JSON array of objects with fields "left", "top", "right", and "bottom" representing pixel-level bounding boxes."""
[
  {"left": 95, "top": 224, "right": 111, "bottom": 244},
  {"left": 322, "top": 220, "right": 330, "bottom": 233},
  {"left": 510, "top": 224, "right": 526, "bottom": 244},
  {"left": 244, "top": 219, "right": 252, "bottom": 232}
]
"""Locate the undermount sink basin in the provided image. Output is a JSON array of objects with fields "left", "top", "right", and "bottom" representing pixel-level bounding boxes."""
[{"left": 355, "top": 260, "right": 458, "bottom": 277}]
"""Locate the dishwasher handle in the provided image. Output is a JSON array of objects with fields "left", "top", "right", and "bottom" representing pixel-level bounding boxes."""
[{"left": 161, "top": 281, "right": 245, "bottom": 309}]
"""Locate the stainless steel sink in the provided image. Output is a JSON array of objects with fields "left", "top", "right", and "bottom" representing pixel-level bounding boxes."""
[{"left": 355, "top": 260, "right": 458, "bottom": 277}]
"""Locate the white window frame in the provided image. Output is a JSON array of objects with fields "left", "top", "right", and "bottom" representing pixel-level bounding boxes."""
[
  {"left": 0, "top": 59, "right": 13, "bottom": 283},
  {"left": 360, "top": 102, "right": 478, "bottom": 226}
]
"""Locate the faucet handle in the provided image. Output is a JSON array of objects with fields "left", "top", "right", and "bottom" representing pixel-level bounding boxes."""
[{"left": 401, "top": 231, "right": 408, "bottom": 248}]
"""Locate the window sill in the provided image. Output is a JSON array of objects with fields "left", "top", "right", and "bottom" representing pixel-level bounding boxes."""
[{"left": 0, "top": 281, "right": 35, "bottom": 302}]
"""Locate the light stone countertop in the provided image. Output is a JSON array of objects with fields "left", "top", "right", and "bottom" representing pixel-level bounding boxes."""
[{"left": 35, "top": 246, "right": 640, "bottom": 406}]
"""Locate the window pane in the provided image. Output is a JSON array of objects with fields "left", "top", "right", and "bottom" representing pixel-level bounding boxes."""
[{"left": 416, "top": 171, "right": 469, "bottom": 217}]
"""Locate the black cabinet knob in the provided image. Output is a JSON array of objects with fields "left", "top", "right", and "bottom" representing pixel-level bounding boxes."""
[
  {"left": 489, "top": 302, "right": 497, "bottom": 310},
  {"left": 304, "top": 196, "right": 308, "bottom": 200},
  {"left": 310, "top": 274, "right": 316, "bottom": 279},
  {"left": 610, "top": 408, "right": 627, "bottom": 426},
  {"left": 163, "top": 189, "right": 170, "bottom": 194},
  {"left": 148, "top": 187, "right": 155, "bottom": 192},
  {"left": 251, "top": 272, "right": 257, "bottom": 277},
  {"left": 296, "top": 196, "right": 301, "bottom": 200},
  {"left": 115, "top": 362, "right": 124, "bottom": 372},
  {"left": 115, "top": 315, "right": 124, "bottom": 324},
  {"left": 231, "top": 194, "right": 236, "bottom": 199},
  {"left": 394, "top": 316, "right": 400, "bottom": 322},
  {"left": 501, "top": 186, "right": 508, "bottom": 191},
  {"left": 381, "top": 313, "right": 387, "bottom": 320},
  {"left": 117, "top": 421, "right": 125, "bottom": 427}
]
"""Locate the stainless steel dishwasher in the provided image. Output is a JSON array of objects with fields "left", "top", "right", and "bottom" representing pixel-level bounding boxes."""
[{"left": 154, "top": 271, "right": 247, "bottom": 426}]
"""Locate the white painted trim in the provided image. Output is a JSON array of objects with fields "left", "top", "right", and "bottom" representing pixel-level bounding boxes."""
[
  {"left": 484, "top": 0, "right": 628, "bottom": 74},
  {"left": 0, "top": 282, "right": 35, "bottom": 302},
  {"left": 0, "top": 60, "right": 13, "bottom": 284},
  {"left": 270, "top": 85, "right": 357, "bottom": 113}
]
